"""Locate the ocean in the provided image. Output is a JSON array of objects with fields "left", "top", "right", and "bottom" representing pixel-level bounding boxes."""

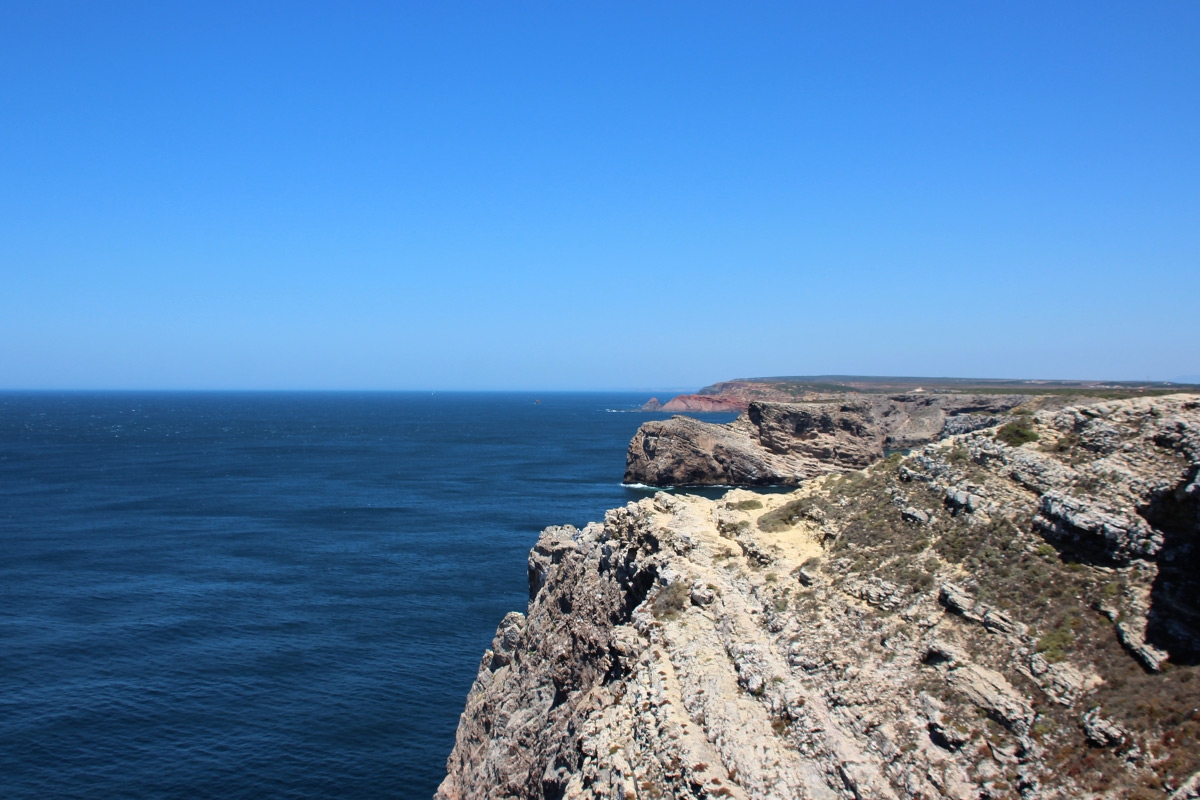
[{"left": 0, "top": 392, "right": 736, "bottom": 799}]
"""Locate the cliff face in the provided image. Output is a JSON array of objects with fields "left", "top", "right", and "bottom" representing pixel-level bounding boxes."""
[
  {"left": 438, "top": 395, "right": 1200, "bottom": 799},
  {"left": 625, "top": 395, "right": 1025, "bottom": 487},
  {"left": 623, "top": 401, "right": 886, "bottom": 487},
  {"left": 660, "top": 395, "right": 748, "bottom": 413}
]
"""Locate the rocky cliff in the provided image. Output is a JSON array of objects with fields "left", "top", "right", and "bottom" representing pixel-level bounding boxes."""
[
  {"left": 659, "top": 395, "right": 748, "bottom": 413},
  {"left": 438, "top": 395, "right": 1200, "bottom": 799},
  {"left": 625, "top": 395, "right": 1025, "bottom": 487}
]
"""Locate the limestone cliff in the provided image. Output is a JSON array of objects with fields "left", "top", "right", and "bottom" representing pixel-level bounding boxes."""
[
  {"left": 625, "top": 395, "right": 1025, "bottom": 487},
  {"left": 438, "top": 395, "right": 1200, "bottom": 799}
]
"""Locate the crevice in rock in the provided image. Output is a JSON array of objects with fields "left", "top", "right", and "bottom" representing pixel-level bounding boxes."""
[
  {"left": 1141, "top": 466, "right": 1200, "bottom": 664},
  {"left": 541, "top": 769, "right": 568, "bottom": 800},
  {"left": 619, "top": 559, "right": 657, "bottom": 618}
]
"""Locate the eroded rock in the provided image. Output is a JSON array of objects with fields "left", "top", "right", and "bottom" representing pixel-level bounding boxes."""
[
  {"left": 625, "top": 394, "right": 1026, "bottom": 487},
  {"left": 440, "top": 395, "right": 1200, "bottom": 799}
]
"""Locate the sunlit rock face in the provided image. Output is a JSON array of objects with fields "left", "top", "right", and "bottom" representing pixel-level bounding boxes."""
[
  {"left": 439, "top": 395, "right": 1200, "bottom": 800},
  {"left": 624, "top": 394, "right": 1026, "bottom": 487}
]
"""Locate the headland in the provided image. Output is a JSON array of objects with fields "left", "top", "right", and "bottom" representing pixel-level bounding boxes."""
[{"left": 437, "top": 382, "right": 1200, "bottom": 799}]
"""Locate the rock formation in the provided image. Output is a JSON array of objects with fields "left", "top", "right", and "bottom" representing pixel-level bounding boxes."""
[
  {"left": 438, "top": 395, "right": 1200, "bottom": 799},
  {"left": 625, "top": 395, "right": 1026, "bottom": 487},
  {"left": 660, "top": 395, "right": 747, "bottom": 413}
]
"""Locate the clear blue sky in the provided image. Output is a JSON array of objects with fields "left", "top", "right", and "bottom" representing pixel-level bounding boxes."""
[{"left": 2, "top": 2, "right": 1197, "bottom": 390}]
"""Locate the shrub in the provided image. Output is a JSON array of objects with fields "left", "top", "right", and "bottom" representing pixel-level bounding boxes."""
[
  {"left": 996, "top": 419, "right": 1040, "bottom": 447},
  {"left": 652, "top": 581, "right": 691, "bottom": 620},
  {"left": 757, "top": 499, "right": 809, "bottom": 532},
  {"left": 1037, "top": 611, "right": 1082, "bottom": 662},
  {"left": 730, "top": 498, "right": 763, "bottom": 511}
]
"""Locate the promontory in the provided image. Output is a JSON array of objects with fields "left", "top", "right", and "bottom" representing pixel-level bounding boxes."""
[{"left": 437, "top": 382, "right": 1200, "bottom": 799}]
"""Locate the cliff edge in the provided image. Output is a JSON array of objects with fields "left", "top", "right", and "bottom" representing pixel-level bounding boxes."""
[
  {"left": 625, "top": 395, "right": 1025, "bottom": 487},
  {"left": 438, "top": 395, "right": 1200, "bottom": 799}
]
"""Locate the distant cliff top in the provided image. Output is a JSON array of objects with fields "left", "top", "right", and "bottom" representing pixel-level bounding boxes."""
[
  {"left": 644, "top": 376, "right": 1200, "bottom": 426},
  {"left": 697, "top": 375, "right": 1200, "bottom": 400}
]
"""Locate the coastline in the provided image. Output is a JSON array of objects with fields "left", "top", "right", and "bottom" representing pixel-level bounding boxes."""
[{"left": 436, "top": 394, "right": 1200, "bottom": 798}]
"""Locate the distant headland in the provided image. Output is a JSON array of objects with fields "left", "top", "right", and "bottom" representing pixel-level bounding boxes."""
[
  {"left": 642, "top": 374, "right": 1200, "bottom": 413},
  {"left": 629, "top": 375, "right": 1200, "bottom": 487}
]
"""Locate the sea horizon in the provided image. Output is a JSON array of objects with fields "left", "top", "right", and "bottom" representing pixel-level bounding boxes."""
[{"left": 0, "top": 392, "right": 736, "bottom": 798}]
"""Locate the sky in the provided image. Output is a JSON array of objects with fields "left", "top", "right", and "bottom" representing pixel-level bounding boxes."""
[{"left": 2, "top": 2, "right": 1197, "bottom": 390}]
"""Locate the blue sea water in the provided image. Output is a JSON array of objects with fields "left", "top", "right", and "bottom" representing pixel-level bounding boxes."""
[{"left": 0, "top": 392, "right": 737, "bottom": 799}]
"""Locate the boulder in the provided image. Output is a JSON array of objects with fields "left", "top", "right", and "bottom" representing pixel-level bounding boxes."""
[{"left": 1082, "top": 707, "right": 1127, "bottom": 747}]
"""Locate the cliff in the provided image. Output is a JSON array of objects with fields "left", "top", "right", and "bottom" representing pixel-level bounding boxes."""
[
  {"left": 625, "top": 395, "right": 1025, "bottom": 487},
  {"left": 689, "top": 376, "right": 1198, "bottom": 405},
  {"left": 659, "top": 395, "right": 748, "bottom": 413},
  {"left": 438, "top": 395, "right": 1200, "bottom": 799}
]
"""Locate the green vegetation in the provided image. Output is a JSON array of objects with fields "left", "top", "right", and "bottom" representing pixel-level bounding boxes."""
[
  {"left": 995, "top": 418, "right": 1040, "bottom": 446},
  {"left": 729, "top": 498, "right": 763, "bottom": 511},
  {"left": 757, "top": 499, "right": 811, "bottom": 532},
  {"left": 1036, "top": 611, "right": 1082, "bottom": 662}
]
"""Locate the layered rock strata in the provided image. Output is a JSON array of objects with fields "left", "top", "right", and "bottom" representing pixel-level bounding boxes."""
[
  {"left": 659, "top": 395, "right": 747, "bottom": 413},
  {"left": 625, "top": 395, "right": 1026, "bottom": 487},
  {"left": 439, "top": 395, "right": 1200, "bottom": 799}
]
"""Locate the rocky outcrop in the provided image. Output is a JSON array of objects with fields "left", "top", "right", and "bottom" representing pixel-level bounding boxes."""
[
  {"left": 625, "top": 401, "right": 884, "bottom": 486},
  {"left": 625, "top": 394, "right": 1026, "bottom": 487},
  {"left": 640, "top": 397, "right": 664, "bottom": 412},
  {"left": 659, "top": 394, "right": 747, "bottom": 413},
  {"left": 877, "top": 393, "right": 1027, "bottom": 448},
  {"left": 440, "top": 395, "right": 1200, "bottom": 799}
]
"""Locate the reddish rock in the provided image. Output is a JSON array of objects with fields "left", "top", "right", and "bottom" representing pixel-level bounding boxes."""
[{"left": 659, "top": 394, "right": 748, "bottom": 413}]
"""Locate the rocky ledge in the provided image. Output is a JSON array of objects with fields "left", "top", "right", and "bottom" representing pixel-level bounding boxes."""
[
  {"left": 438, "top": 395, "right": 1199, "bottom": 799},
  {"left": 625, "top": 394, "right": 1025, "bottom": 487}
]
